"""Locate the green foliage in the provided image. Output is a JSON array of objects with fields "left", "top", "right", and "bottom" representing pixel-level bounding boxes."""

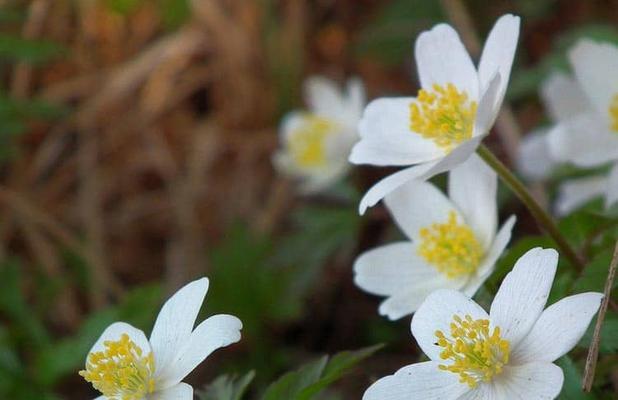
[
  {"left": 0, "top": 34, "right": 65, "bottom": 64},
  {"left": 355, "top": 0, "right": 444, "bottom": 65},
  {"left": 262, "top": 345, "right": 382, "bottom": 400},
  {"left": 158, "top": 0, "right": 191, "bottom": 28},
  {"left": 556, "top": 357, "right": 596, "bottom": 400},
  {"left": 198, "top": 371, "right": 256, "bottom": 400},
  {"left": 580, "top": 313, "right": 618, "bottom": 355}
]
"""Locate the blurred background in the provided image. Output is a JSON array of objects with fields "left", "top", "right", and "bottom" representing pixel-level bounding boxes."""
[{"left": 1, "top": 0, "right": 617, "bottom": 398}]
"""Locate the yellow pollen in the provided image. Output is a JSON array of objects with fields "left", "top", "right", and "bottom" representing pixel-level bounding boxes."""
[
  {"left": 417, "top": 211, "right": 483, "bottom": 279},
  {"left": 610, "top": 94, "right": 618, "bottom": 133},
  {"left": 79, "top": 334, "right": 156, "bottom": 400},
  {"left": 409, "top": 83, "right": 477, "bottom": 151},
  {"left": 289, "top": 114, "right": 338, "bottom": 168},
  {"left": 435, "top": 315, "right": 510, "bottom": 388}
]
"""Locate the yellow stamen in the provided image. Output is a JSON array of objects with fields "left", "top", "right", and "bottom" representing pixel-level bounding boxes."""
[
  {"left": 79, "top": 333, "right": 155, "bottom": 400},
  {"left": 409, "top": 83, "right": 477, "bottom": 151},
  {"left": 610, "top": 94, "right": 618, "bottom": 133},
  {"left": 289, "top": 114, "right": 338, "bottom": 168},
  {"left": 417, "top": 211, "right": 483, "bottom": 279},
  {"left": 435, "top": 314, "right": 510, "bottom": 388}
]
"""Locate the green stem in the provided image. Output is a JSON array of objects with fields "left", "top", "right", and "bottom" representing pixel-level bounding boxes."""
[{"left": 476, "top": 144, "right": 585, "bottom": 271}]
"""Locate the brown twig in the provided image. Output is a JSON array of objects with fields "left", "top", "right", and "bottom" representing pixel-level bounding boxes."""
[{"left": 583, "top": 240, "right": 618, "bottom": 391}]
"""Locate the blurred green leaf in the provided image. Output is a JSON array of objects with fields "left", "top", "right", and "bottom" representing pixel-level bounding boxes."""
[
  {"left": 573, "top": 249, "right": 617, "bottom": 293},
  {"left": 158, "top": 0, "right": 191, "bottom": 28},
  {"left": 0, "top": 35, "right": 65, "bottom": 64},
  {"left": 105, "top": 0, "right": 143, "bottom": 14},
  {"left": 262, "top": 345, "right": 382, "bottom": 400},
  {"left": 355, "top": 0, "right": 444, "bottom": 65},
  {"left": 198, "top": 371, "right": 255, "bottom": 400},
  {"left": 580, "top": 312, "right": 618, "bottom": 355}
]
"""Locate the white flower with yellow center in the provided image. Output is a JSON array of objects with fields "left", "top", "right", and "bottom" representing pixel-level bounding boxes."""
[
  {"left": 79, "top": 278, "right": 242, "bottom": 400},
  {"left": 274, "top": 76, "right": 365, "bottom": 193},
  {"left": 354, "top": 155, "right": 515, "bottom": 320},
  {"left": 362, "top": 248, "right": 603, "bottom": 400},
  {"left": 349, "top": 14, "right": 520, "bottom": 214},
  {"left": 540, "top": 40, "right": 618, "bottom": 214}
]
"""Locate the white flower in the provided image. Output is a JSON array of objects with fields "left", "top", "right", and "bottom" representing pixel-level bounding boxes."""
[
  {"left": 548, "top": 40, "right": 618, "bottom": 168},
  {"left": 349, "top": 14, "right": 520, "bottom": 214},
  {"left": 554, "top": 165, "right": 618, "bottom": 216},
  {"left": 362, "top": 248, "right": 603, "bottom": 400},
  {"left": 354, "top": 155, "right": 515, "bottom": 320},
  {"left": 273, "top": 76, "right": 365, "bottom": 193},
  {"left": 80, "top": 278, "right": 242, "bottom": 400},
  {"left": 517, "top": 72, "right": 589, "bottom": 181}
]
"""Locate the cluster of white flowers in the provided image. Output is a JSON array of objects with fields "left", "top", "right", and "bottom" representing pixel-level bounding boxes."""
[
  {"left": 79, "top": 12, "right": 609, "bottom": 400},
  {"left": 518, "top": 40, "right": 618, "bottom": 215}
]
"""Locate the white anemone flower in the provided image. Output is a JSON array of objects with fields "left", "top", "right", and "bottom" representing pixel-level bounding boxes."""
[
  {"left": 362, "top": 248, "right": 603, "bottom": 400},
  {"left": 80, "top": 278, "right": 242, "bottom": 400},
  {"left": 349, "top": 14, "right": 520, "bottom": 214},
  {"left": 273, "top": 76, "right": 365, "bottom": 193},
  {"left": 517, "top": 72, "right": 589, "bottom": 182},
  {"left": 354, "top": 155, "right": 515, "bottom": 320}
]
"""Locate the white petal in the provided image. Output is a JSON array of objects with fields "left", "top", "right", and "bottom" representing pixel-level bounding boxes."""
[
  {"left": 463, "top": 215, "right": 516, "bottom": 297},
  {"left": 516, "top": 129, "right": 555, "bottom": 182},
  {"left": 448, "top": 154, "right": 497, "bottom": 250},
  {"left": 358, "top": 135, "right": 483, "bottom": 214},
  {"left": 304, "top": 76, "right": 346, "bottom": 120},
  {"left": 157, "top": 314, "right": 242, "bottom": 388},
  {"left": 491, "top": 362, "right": 563, "bottom": 400},
  {"left": 151, "top": 383, "right": 193, "bottom": 400},
  {"left": 87, "top": 322, "right": 150, "bottom": 362},
  {"left": 474, "top": 73, "right": 502, "bottom": 137},
  {"left": 362, "top": 361, "right": 470, "bottom": 400},
  {"left": 554, "top": 175, "right": 608, "bottom": 216},
  {"left": 510, "top": 292, "right": 603, "bottom": 365},
  {"left": 298, "top": 162, "right": 350, "bottom": 195},
  {"left": 415, "top": 24, "right": 479, "bottom": 100},
  {"left": 569, "top": 39, "right": 618, "bottom": 117},
  {"left": 489, "top": 248, "right": 557, "bottom": 346},
  {"left": 547, "top": 112, "right": 618, "bottom": 168},
  {"left": 477, "top": 14, "right": 520, "bottom": 113},
  {"left": 385, "top": 180, "right": 459, "bottom": 242},
  {"left": 279, "top": 111, "right": 305, "bottom": 144},
  {"left": 455, "top": 386, "right": 495, "bottom": 399},
  {"left": 605, "top": 162, "right": 618, "bottom": 209},
  {"left": 345, "top": 77, "right": 366, "bottom": 123},
  {"left": 350, "top": 97, "right": 444, "bottom": 166},
  {"left": 540, "top": 72, "right": 590, "bottom": 123},
  {"left": 411, "top": 289, "right": 489, "bottom": 361},
  {"left": 378, "top": 276, "right": 464, "bottom": 321},
  {"left": 150, "top": 278, "right": 209, "bottom": 380},
  {"left": 94, "top": 397, "right": 107, "bottom": 400},
  {"left": 353, "top": 241, "right": 450, "bottom": 296}
]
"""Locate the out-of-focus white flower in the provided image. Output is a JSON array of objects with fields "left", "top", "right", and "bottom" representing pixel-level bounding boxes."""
[
  {"left": 354, "top": 155, "right": 515, "bottom": 320},
  {"left": 555, "top": 164, "right": 618, "bottom": 216},
  {"left": 548, "top": 40, "right": 618, "bottom": 168},
  {"left": 273, "top": 76, "right": 365, "bottom": 193},
  {"left": 80, "top": 278, "right": 242, "bottom": 400},
  {"left": 362, "top": 248, "right": 603, "bottom": 400},
  {"left": 349, "top": 14, "right": 520, "bottom": 214},
  {"left": 517, "top": 72, "right": 589, "bottom": 181}
]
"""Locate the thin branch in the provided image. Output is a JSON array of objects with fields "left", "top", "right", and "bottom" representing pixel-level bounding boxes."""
[{"left": 583, "top": 240, "right": 618, "bottom": 391}]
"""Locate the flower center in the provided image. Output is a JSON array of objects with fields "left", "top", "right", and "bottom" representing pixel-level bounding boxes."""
[
  {"left": 289, "top": 114, "right": 338, "bottom": 168},
  {"left": 610, "top": 94, "right": 618, "bottom": 133},
  {"left": 409, "top": 83, "right": 477, "bottom": 151},
  {"left": 417, "top": 211, "right": 483, "bottom": 279},
  {"left": 79, "top": 334, "right": 156, "bottom": 400},
  {"left": 435, "top": 315, "right": 510, "bottom": 388}
]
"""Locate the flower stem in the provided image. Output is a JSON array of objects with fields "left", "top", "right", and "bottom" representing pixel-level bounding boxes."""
[{"left": 476, "top": 144, "right": 585, "bottom": 271}]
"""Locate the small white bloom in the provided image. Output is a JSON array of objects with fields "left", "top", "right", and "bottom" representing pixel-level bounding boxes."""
[
  {"left": 80, "top": 278, "right": 242, "bottom": 400},
  {"left": 362, "top": 248, "right": 603, "bottom": 400},
  {"left": 273, "top": 76, "right": 365, "bottom": 193},
  {"left": 350, "top": 14, "right": 520, "bottom": 214},
  {"left": 517, "top": 72, "right": 589, "bottom": 181},
  {"left": 354, "top": 155, "right": 515, "bottom": 320},
  {"left": 547, "top": 40, "right": 618, "bottom": 168}
]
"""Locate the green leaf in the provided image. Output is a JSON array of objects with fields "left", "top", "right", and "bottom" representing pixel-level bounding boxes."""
[
  {"left": 573, "top": 249, "right": 617, "bottom": 293},
  {"left": 262, "top": 345, "right": 382, "bottom": 400},
  {"left": 556, "top": 356, "right": 596, "bottom": 399},
  {"left": 198, "top": 371, "right": 256, "bottom": 400},
  {"left": 158, "top": 0, "right": 191, "bottom": 29},
  {"left": 105, "top": 0, "right": 143, "bottom": 14},
  {"left": 0, "top": 35, "right": 65, "bottom": 64}
]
